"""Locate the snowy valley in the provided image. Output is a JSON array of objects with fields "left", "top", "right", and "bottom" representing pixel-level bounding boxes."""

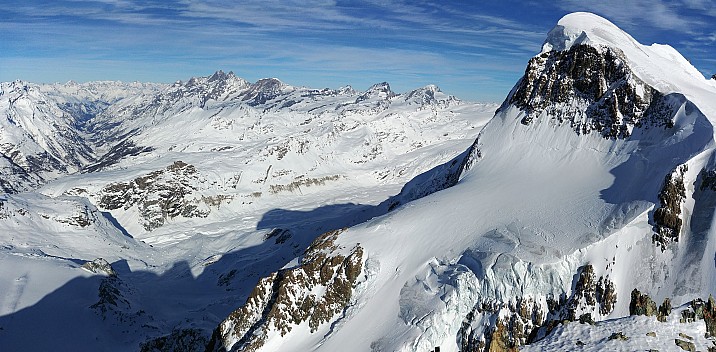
[{"left": 3, "top": 11, "right": 716, "bottom": 352}]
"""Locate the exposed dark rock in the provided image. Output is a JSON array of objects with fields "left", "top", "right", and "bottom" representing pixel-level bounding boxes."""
[
  {"left": 355, "top": 82, "right": 396, "bottom": 103},
  {"left": 459, "top": 297, "right": 544, "bottom": 352},
  {"left": 676, "top": 296, "right": 716, "bottom": 337},
  {"left": 268, "top": 175, "right": 341, "bottom": 194},
  {"left": 608, "top": 331, "right": 628, "bottom": 341},
  {"left": 675, "top": 338, "right": 696, "bottom": 351},
  {"left": 629, "top": 288, "right": 658, "bottom": 316},
  {"left": 206, "top": 228, "right": 364, "bottom": 352},
  {"left": 507, "top": 44, "right": 676, "bottom": 138},
  {"left": 81, "top": 258, "right": 117, "bottom": 276},
  {"left": 646, "top": 331, "right": 657, "bottom": 337},
  {"left": 83, "top": 138, "right": 153, "bottom": 173},
  {"left": 98, "top": 161, "right": 230, "bottom": 231},
  {"left": 681, "top": 309, "right": 697, "bottom": 323},
  {"left": 241, "top": 78, "right": 287, "bottom": 107},
  {"left": 578, "top": 313, "right": 594, "bottom": 324},
  {"left": 698, "top": 168, "right": 716, "bottom": 191},
  {"left": 596, "top": 276, "right": 617, "bottom": 315},
  {"left": 487, "top": 319, "right": 520, "bottom": 352},
  {"left": 264, "top": 228, "right": 293, "bottom": 245},
  {"left": 217, "top": 269, "right": 237, "bottom": 288},
  {"left": 652, "top": 165, "right": 688, "bottom": 249},
  {"left": 658, "top": 298, "right": 672, "bottom": 322},
  {"left": 705, "top": 295, "right": 716, "bottom": 337},
  {"left": 652, "top": 165, "right": 688, "bottom": 250},
  {"left": 458, "top": 264, "right": 617, "bottom": 351}
]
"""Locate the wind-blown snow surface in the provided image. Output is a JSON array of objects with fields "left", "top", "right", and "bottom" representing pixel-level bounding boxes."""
[
  {"left": 208, "top": 13, "right": 716, "bottom": 352},
  {"left": 0, "top": 74, "right": 496, "bottom": 350}
]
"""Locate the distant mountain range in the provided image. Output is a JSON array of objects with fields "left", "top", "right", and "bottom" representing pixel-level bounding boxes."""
[{"left": 2, "top": 11, "right": 716, "bottom": 352}]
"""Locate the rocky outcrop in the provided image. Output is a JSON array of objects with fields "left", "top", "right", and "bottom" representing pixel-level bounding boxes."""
[
  {"left": 98, "top": 161, "right": 231, "bottom": 231},
  {"left": 458, "top": 264, "right": 617, "bottom": 352},
  {"left": 264, "top": 228, "right": 293, "bottom": 245},
  {"left": 206, "top": 228, "right": 364, "bottom": 352},
  {"left": 388, "top": 137, "right": 482, "bottom": 211},
  {"left": 629, "top": 289, "right": 658, "bottom": 316},
  {"left": 459, "top": 297, "right": 544, "bottom": 352},
  {"left": 82, "top": 258, "right": 117, "bottom": 276},
  {"left": 675, "top": 338, "right": 696, "bottom": 351},
  {"left": 652, "top": 165, "right": 688, "bottom": 249},
  {"left": 629, "top": 288, "right": 672, "bottom": 322},
  {"left": 684, "top": 295, "right": 716, "bottom": 337},
  {"left": 83, "top": 139, "right": 154, "bottom": 173},
  {"left": 508, "top": 44, "right": 676, "bottom": 138},
  {"left": 241, "top": 78, "right": 290, "bottom": 107}
]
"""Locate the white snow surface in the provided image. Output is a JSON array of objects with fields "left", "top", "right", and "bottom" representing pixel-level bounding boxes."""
[
  {"left": 0, "top": 72, "right": 496, "bottom": 350},
  {"left": 232, "top": 12, "right": 716, "bottom": 352},
  {"left": 2, "top": 12, "right": 716, "bottom": 352}
]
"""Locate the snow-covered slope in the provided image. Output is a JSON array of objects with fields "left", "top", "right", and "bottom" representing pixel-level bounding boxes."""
[
  {"left": 0, "top": 73, "right": 496, "bottom": 350},
  {"left": 0, "top": 80, "right": 162, "bottom": 192},
  {"left": 208, "top": 12, "right": 716, "bottom": 352},
  {"left": 4, "top": 11, "right": 716, "bottom": 352},
  {"left": 39, "top": 71, "right": 494, "bottom": 239}
]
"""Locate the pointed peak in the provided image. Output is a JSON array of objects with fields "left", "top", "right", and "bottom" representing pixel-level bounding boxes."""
[
  {"left": 338, "top": 85, "right": 356, "bottom": 95},
  {"left": 208, "top": 70, "right": 227, "bottom": 82},
  {"left": 367, "top": 82, "right": 392, "bottom": 92},
  {"left": 208, "top": 70, "right": 239, "bottom": 82}
]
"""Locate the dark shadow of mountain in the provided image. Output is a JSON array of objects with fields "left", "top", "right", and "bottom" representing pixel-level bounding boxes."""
[
  {"left": 256, "top": 203, "right": 385, "bottom": 248},
  {"left": 0, "top": 238, "right": 322, "bottom": 351},
  {"left": 101, "top": 211, "right": 133, "bottom": 238},
  {"left": 255, "top": 145, "right": 473, "bottom": 258}
]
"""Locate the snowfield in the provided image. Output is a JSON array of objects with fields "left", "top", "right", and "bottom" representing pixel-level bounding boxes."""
[
  {"left": 2, "top": 11, "right": 716, "bottom": 352},
  {"left": 0, "top": 69, "right": 496, "bottom": 350},
  {"left": 209, "top": 12, "right": 716, "bottom": 352}
]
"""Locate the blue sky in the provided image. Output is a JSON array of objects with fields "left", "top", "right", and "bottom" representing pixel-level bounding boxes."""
[{"left": 1, "top": 1, "right": 715, "bottom": 102}]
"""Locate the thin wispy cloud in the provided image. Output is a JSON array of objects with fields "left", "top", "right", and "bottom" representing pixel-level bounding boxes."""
[{"left": 1, "top": 1, "right": 714, "bottom": 101}]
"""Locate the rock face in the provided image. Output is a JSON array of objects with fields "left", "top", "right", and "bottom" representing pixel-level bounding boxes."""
[
  {"left": 81, "top": 258, "right": 117, "bottom": 276},
  {"left": 458, "top": 264, "right": 617, "bottom": 352},
  {"left": 687, "top": 295, "right": 716, "bottom": 337},
  {"left": 0, "top": 82, "right": 95, "bottom": 191},
  {"left": 652, "top": 165, "right": 688, "bottom": 249},
  {"left": 206, "top": 228, "right": 364, "bottom": 352},
  {"left": 98, "top": 161, "right": 230, "bottom": 231},
  {"left": 629, "top": 289, "right": 674, "bottom": 322},
  {"left": 508, "top": 44, "right": 676, "bottom": 138}
]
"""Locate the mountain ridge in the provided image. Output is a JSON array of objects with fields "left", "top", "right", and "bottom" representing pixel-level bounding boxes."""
[
  {"left": 2, "top": 11, "right": 716, "bottom": 352},
  {"left": 207, "top": 12, "right": 716, "bottom": 352}
]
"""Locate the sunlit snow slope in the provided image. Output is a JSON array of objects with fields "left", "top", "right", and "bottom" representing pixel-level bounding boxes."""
[
  {"left": 209, "top": 12, "right": 716, "bottom": 352},
  {"left": 0, "top": 73, "right": 496, "bottom": 350}
]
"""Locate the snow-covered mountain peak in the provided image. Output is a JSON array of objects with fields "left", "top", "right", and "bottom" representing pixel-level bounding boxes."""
[
  {"left": 240, "top": 77, "right": 292, "bottom": 105},
  {"left": 185, "top": 71, "right": 249, "bottom": 91},
  {"left": 542, "top": 12, "right": 709, "bottom": 101},
  {"left": 542, "top": 12, "right": 639, "bottom": 53},
  {"left": 362, "top": 81, "right": 395, "bottom": 99},
  {"left": 207, "top": 70, "right": 235, "bottom": 82},
  {"left": 1, "top": 80, "right": 33, "bottom": 95}
]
